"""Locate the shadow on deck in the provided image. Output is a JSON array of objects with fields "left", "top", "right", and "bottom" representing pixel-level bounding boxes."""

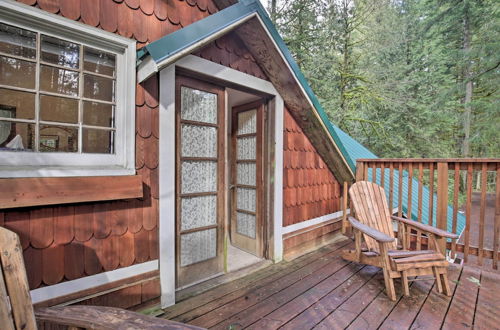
[{"left": 159, "top": 238, "right": 499, "bottom": 329}]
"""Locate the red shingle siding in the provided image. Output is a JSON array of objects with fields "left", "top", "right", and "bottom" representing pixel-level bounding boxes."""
[{"left": 283, "top": 108, "right": 341, "bottom": 226}]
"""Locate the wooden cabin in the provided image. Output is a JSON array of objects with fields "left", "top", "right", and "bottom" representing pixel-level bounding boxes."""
[{"left": 0, "top": 0, "right": 355, "bottom": 309}]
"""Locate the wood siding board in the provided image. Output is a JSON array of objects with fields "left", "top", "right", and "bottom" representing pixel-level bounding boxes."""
[
  {"left": 93, "top": 202, "right": 111, "bottom": 239},
  {"left": 145, "top": 136, "right": 159, "bottom": 169},
  {"left": 54, "top": 205, "right": 75, "bottom": 245},
  {"left": 29, "top": 207, "right": 54, "bottom": 249},
  {"left": 80, "top": 0, "right": 100, "bottom": 26},
  {"left": 136, "top": 104, "right": 152, "bottom": 138},
  {"left": 140, "top": 0, "right": 154, "bottom": 15},
  {"left": 143, "top": 72, "right": 159, "bottom": 109},
  {"left": 74, "top": 204, "right": 94, "bottom": 242},
  {"left": 60, "top": 0, "right": 80, "bottom": 20},
  {"left": 84, "top": 237, "right": 103, "bottom": 276},
  {"left": 4, "top": 211, "right": 30, "bottom": 250},
  {"left": 24, "top": 245, "right": 42, "bottom": 289},
  {"left": 117, "top": 1, "right": 134, "bottom": 37},
  {"left": 110, "top": 200, "right": 128, "bottom": 236},
  {"left": 132, "top": 6, "right": 147, "bottom": 42},
  {"left": 100, "top": 234, "right": 120, "bottom": 271},
  {"left": 42, "top": 243, "right": 64, "bottom": 285},
  {"left": 166, "top": 0, "right": 180, "bottom": 24},
  {"left": 134, "top": 229, "right": 149, "bottom": 264},
  {"left": 38, "top": 0, "right": 60, "bottom": 13},
  {"left": 119, "top": 230, "right": 135, "bottom": 267},
  {"left": 154, "top": 0, "right": 168, "bottom": 20},
  {"left": 148, "top": 227, "right": 159, "bottom": 260},
  {"left": 136, "top": 133, "right": 145, "bottom": 170},
  {"left": 128, "top": 199, "right": 143, "bottom": 234},
  {"left": 64, "top": 242, "right": 85, "bottom": 280},
  {"left": 125, "top": 0, "right": 140, "bottom": 9},
  {"left": 152, "top": 106, "right": 160, "bottom": 138},
  {"left": 99, "top": 0, "right": 118, "bottom": 33}
]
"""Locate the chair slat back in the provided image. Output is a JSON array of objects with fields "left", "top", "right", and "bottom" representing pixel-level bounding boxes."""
[
  {"left": 0, "top": 226, "right": 37, "bottom": 330},
  {"left": 349, "top": 181, "right": 397, "bottom": 252}
]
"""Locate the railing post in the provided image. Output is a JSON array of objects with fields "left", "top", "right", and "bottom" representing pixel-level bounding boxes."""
[
  {"left": 356, "top": 161, "right": 364, "bottom": 181},
  {"left": 436, "top": 162, "right": 449, "bottom": 254},
  {"left": 342, "top": 181, "right": 350, "bottom": 235}
]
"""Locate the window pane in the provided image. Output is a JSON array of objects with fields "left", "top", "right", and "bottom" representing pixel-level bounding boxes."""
[
  {"left": 181, "top": 161, "right": 217, "bottom": 194},
  {"left": 41, "top": 35, "right": 79, "bottom": 69},
  {"left": 0, "top": 56, "right": 36, "bottom": 89},
  {"left": 40, "top": 95, "right": 78, "bottom": 124},
  {"left": 0, "top": 121, "right": 34, "bottom": 151},
  {"left": 39, "top": 125, "right": 78, "bottom": 152},
  {"left": 84, "top": 47, "right": 115, "bottom": 77},
  {"left": 83, "top": 74, "right": 114, "bottom": 102},
  {"left": 237, "top": 163, "right": 256, "bottom": 186},
  {"left": 181, "top": 195, "right": 217, "bottom": 231},
  {"left": 236, "top": 187, "right": 256, "bottom": 212},
  {"left": 180, "top": 229, "right": 217, "bottom": 267},
  {"left": 82, "top": 128, "right": 114, "bottom": 154},
  {"left": 181, "top": 124, "right": 217, "bottom": 158},
  {"left": 83, "top": 101, "right": 113, "bottom": 127},
  {"left": 0, "top": 23, "right": 36, "bottom": 59},
  {"left": 40, "top": 65, "right": 79, "bottom": 96},
  {"left": 180, "top": 87, "right": 217, "bottom": 124},
  {"left": 0, "top": 89, "right": 35, "bottom": 120}
]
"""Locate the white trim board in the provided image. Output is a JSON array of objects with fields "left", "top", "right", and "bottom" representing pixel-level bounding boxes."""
[
  {"left": 159, "top": 55, "right": 284, "bottom": 308},
  {"left": 30, "top": 260, "right": 158, "bottom": 305},
  {"left": 282, "top": 210, "right": 348, "bottom": 235}
]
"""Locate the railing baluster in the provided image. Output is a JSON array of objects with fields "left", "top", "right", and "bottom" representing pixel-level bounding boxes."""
[
  {"left": 363, "top": 161, "right": 368, "bottom": 181},
  {"left": 380, "top": 163, "right": 385, "bottom": 188},
  {"left": 452, "top": 163, "right": 460, "bottom": 259},
  {"left": 494, "top": 165, "right": 499, "bottom": 270},
  {"left": 398, "top": 162, "right": 403, "bottom": 218},
  {"left": 407, "top": 163, "right": 413, "bottom": 249},
  {"left": 464, "top": 164, "right": 473, "bottom": 263},
  {"left": 418, "top": 163, "right": 423, "bottom": 223},
  {"left": 478, "top": 163, "right": 487, "bottom": 265},
  {"left": 436, "top": 162, "right": 449, "bottom": 254},
  {"left": 389, "top": 162, "right": 394, "bottom": 213},
  {"left": 428, "top": 163, "right": 435, "bottom": 227}
]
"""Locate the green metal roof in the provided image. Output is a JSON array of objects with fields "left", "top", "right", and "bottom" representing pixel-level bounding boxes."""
[
  {"left": 332, "top": 125, "right": 466, "bottom": 235},
  {"left": 137, "top": 0, "right": 355, "bottom": 171}
]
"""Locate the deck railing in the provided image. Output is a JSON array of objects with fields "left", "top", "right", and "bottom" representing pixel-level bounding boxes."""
[{"left": 352, "top": 158, "right": 500, "bottom": 269}]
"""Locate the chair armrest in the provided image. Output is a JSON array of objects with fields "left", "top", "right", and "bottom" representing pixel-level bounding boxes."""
[
  {"left": 391, "top": 216, "right": 459, "bottom": 239},
  {"left": 348, "top": 217, "right": 395, "bottom": 243},
  {"left": 35, "top": 305, "right": 205, "bottom": 329}
]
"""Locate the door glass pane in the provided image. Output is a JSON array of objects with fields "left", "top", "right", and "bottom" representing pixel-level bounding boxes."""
[
  {"left": 39, "top": 125, "right": 78, "bottom": 152},
  {"left": 237, "top": 163, "right": 256, "bottom": 186},
  {"left": 181, "top": 124, "right": 217, "bottom": 158},
  {"left": 181, "top": 161, "right": 217, "bottom": 194},
  {"left": 180, "top": 86, "right": 217, "bottom": 124},
  {"left": 237, "top": 109, "right": 257, "bottom": 134},
  {"left": 181, "top": 195, "right": 217, "bottom": 231},
  {"left": 0, "top": 88, "right": 35, "bottom": 120},
  {"left": 0, "top": 56, "right": 36, "bottom": 89},
  {"left": 180, "top": 229, "right": 217, "bottom": 266},
  {"left": 237, "top": 136, "right": 256, "bottom": 160},
  {"left": 0, "top": 23, "right": 36, "bottom": 59},
  {"left": 237, "top": 187, "right": 256, "bottom": 212},
  {"left": 40, "top": 95, "right": 78, "bottom": 124},
  {"left": 236, "top": 212, "right": 256, "bottom": 239},
  {"left": 40, "top": 65, "right": 79, "bottom": 96},
  {"left": 41, "top": 35, "right": 79, "bottom": 69}
]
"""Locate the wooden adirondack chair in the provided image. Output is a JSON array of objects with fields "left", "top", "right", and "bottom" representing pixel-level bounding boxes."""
[
  {"left": 342, "top": 181, "right": 459, "bottom": 301},
  {"left": 0, "top": 226, "right": 203, "bottom": 330}
]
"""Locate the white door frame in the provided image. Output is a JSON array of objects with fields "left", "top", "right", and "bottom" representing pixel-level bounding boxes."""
[{"left": 158, "top": 55, "right": 284, "bottom": 308}]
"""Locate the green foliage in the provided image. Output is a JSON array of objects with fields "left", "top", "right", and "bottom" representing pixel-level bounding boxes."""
[{"left": 272, "top": 0, "right": 499, "bottom": 158}]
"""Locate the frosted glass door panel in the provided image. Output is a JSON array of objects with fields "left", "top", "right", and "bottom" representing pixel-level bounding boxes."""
[
  {"left": 237, "top": 136, "right": 256, "bottom": 160},
  {"left": 237, "top": 163, "right": 256, "bottom": 185},
  {"left": 237, "top": 109, "right": 256, "bottom": 134},
  {"left": 181, "top": 195, "right": 217, "bottom": 231},
  {"left": 236, "top": 212, "right": 256, "bottom": 238},
  {"left": 180, "top": 229, "right": 217, "bottom": 266},
  {"left": 180, "top": 87, "right": 217, "bottom": 124},
  {"left": 236, "top": 188, "right": 256, "bottom": 212},
  {"left": 181, "top": 161, "right": 217, "bottom": 194},
  {"left": 181, "top": 124, "right": 217, "bottom": 157}
]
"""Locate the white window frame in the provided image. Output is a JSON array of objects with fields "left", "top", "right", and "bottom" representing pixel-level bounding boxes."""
[{"left": 0, "top": 1, "right": 136, "bottom": 178}]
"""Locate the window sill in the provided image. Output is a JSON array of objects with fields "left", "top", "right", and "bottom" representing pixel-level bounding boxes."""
[{"left": 0, "top": 173, "right": 143, "bottom": 209}]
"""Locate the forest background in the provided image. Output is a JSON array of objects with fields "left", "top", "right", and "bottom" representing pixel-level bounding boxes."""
[{"left": 266, "top": 0, "right": 499, "bottom": 159}]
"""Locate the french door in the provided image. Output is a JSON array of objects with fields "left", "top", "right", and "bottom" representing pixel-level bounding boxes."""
[
  {"left": 175, "top": 76, "right": 225, "bottom": 288},
  {"left": 230, "top": 101, "right": 264, "bottom": 257}
]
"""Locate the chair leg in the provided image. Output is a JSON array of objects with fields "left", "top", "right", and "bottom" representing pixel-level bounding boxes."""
[
  {"left": 441, "top": 267, "right": 452, "bottom": 296},
  {"left": 401, "top": 270, "right": 410, "bottom": 296},
  {"left": 383, "top": 269, "right": 396, "bottom": 301},
  {"left": 433, "top": 267, "right": 443, "bottom": 293}
]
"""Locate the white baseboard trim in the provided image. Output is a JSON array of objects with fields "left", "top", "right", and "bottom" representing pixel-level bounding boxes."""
[
  {"left": 30, "top": 260, "right": 159, "bottom": 304},
  {"left": 282, "top": 210, "right": 348, "bottom": 235}
]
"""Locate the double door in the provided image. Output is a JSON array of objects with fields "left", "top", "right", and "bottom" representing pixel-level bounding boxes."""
[{"left": 175, "top": 76, "right": 264, "bottom": 288}]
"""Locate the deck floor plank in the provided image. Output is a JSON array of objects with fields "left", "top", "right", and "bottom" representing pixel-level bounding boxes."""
[
  {"left": 409, "top": 265, "right": 461, "bottom": 330},
  {"left": 247, "top": 263, "right": 366, "bottom": 330},
  {"left": 159, "top": 240, "right": 494, "bottom": 330},
  {"left": 441, "top": 266, "right": 481, "bottom": 330},
  {"left": 473, "top": 270, "right": 500, "bottom": 330}
]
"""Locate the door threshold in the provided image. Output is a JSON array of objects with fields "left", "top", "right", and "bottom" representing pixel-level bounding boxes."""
[{"left": 175, "top": 259, "right": 273, "bottom": 303}]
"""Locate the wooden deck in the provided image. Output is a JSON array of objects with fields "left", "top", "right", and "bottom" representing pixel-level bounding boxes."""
[{"left": 160, "top": 238, "right": 500, "bottom": 329}]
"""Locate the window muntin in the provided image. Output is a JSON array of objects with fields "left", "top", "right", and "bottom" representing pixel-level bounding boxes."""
[{"left": 0, "top": 22, "right": 116, "bottom": 154}]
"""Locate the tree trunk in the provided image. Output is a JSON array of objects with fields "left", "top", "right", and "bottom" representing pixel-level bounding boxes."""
[{"left": 462, "top": 2, "right": 472, "bottom": 158}]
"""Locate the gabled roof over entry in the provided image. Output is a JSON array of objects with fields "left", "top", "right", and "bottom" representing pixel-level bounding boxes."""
[{"left": 136, "top": 0, "right": 355, "bottom": 184}]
